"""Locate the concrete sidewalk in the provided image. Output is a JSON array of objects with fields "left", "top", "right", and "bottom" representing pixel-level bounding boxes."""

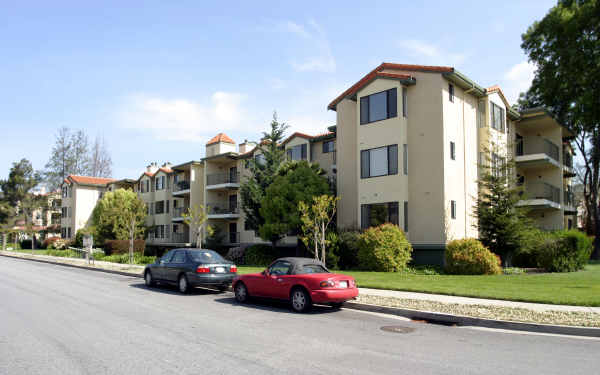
[{"left": 359, "top": 288, "right": 600, "bottom": 314}]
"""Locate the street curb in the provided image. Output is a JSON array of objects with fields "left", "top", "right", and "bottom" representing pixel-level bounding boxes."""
[
  {"left": 0, "top": 253, "right": 144, "bottom": 279},
  {"left": 2, "top": 252, "right": 599, "bottom": 337},
  {"left": 343, "top": 302, "right": 600, "bottom": 338}
]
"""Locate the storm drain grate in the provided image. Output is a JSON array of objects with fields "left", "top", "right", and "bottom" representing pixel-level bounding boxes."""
[{"left": 380, "top": 325, "right": 415, "bottom": 334}]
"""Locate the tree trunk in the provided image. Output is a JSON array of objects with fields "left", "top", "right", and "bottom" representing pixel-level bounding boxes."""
[
  {"left": 2, "top": 233, "right": 6, "bottom": 250},
  {"left": 313, "top": 231, "right": 318, "bottom": 260},
  {"left": 321, "top": 221, "right": 325, "bottom": 265},
  {"left": 129, "top": 220, "right": 135, "bottom": 264}
]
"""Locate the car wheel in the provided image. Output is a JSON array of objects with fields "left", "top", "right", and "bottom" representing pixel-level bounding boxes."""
[
  {"left": 290, "top": 287, "right": 312, "bottom": 313},
  {"left": 234, "top": 282, "right": 249, "bottom": 303},
  {"left": 144, "top": 271, "right": 155, "bottom": 287},
  {"left": 178, "top": 274, "right": 189, "bottom": 294},
  {"left": 330, "top": 302, "right": 344, "bottom": 310}
]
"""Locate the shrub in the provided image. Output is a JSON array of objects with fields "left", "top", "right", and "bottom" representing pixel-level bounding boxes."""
[
  {"left": 337, "top": 230, "right": 361, "bottom": 270},
  {"left": 103, "top": 239, "right": 145, "bottom": 255},
  {"left": 445, "top": 238, "right": 502, "bottom": 275},
  {"left": 225, "top": 246, "right": 244, "bottom": 264},
  {"left": 19, "top": 238, "right": 41, "bottom": 250},
  {"left": 42, "top": 237, "right": 61, "bottom": 249},
  {"left": 45, "top": 249, "right": 81, "bottom": 258},
  {"left": 324, "top": 231, "right": 340, "bottom": 269},
  {"left": 513, "top": 228, "right": 547, "bottom": 267},
  {"left": 49, "top": 239, "right": 70, "bottom": 250},
  {"left": 357, "top": 224, "right": 412, "bottom": 272},
  {"left": 537, "top": 230, "right": 593, "bottom": 272},
  {"left": 244, "top": 244, "right": 278, "bottom": 266}
]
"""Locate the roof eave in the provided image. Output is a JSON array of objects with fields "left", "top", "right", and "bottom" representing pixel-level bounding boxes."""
[{"left": 442, "top": 71, "right": 486, "bottom": 97}]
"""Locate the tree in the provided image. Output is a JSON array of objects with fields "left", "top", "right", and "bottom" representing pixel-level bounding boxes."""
[
  {"left": 475, "top": 150, "right": 532, "bottom": 266},
  {"left": 240, "top": 112, "right": 289, "bottom": 233},
  {"left": 44, "top": 128, "right": 113, "bottom": 189},
  {"left": 259, "top": 161, "right": 331, "bottom": 246},
  {"left": 521, "top": 0, "right": 600, "bottom": 258},
  {"left": 92, "top": 189, "right": 146, "bottom": 263},
  {"left": 299, "top": 194, "right": 340, "bottom": 265},
  {"left": 0, "top": 159, "right": 44, "bottom": 250},
  {"left": 182, "top": 204, "right": 213, "bottom": 247},
  {"left": 89, "top": 135, "right": 113, "bottom": 178}
]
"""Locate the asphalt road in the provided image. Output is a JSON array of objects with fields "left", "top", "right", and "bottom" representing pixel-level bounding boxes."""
[{"left": 0, "top": 256, "right": 598, "bottom": 375}]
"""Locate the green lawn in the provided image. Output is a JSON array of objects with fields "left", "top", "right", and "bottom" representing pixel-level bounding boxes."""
[{"left": 237, "top": 264, "right": 600, "bottom": 307}]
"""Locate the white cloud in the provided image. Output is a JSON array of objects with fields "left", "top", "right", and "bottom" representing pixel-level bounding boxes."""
[
  {"left": 270, "top": 19, "right": 336, "bottom": 73},
  {"left": 501, "top": 61, "right": 536, "bottom": 103},
  {"left": 398, "top": 39, "right": 466, "bottom": 66},
  {"left": 118, "top": 92, "right": 250, "bottom": 142}
]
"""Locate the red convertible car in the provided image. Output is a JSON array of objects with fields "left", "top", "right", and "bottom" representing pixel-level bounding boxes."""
[{"left": 232, "top": 257, "right": 358, "bottom": 312}]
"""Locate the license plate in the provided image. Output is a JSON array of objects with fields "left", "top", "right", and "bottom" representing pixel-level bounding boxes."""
[
  {"left": 215, "top": 267, "right": 225, "bottom": 273},
  {"left": 338, "top": 281, "right": 348, "bottom": 288}
]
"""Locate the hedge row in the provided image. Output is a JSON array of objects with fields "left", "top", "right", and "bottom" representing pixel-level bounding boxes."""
[{"left": 103, "top": 240, "right": 146, "bottom": 255}]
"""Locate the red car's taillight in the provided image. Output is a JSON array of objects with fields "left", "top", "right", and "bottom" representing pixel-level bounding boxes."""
[
  {"left": 230, "top": 265, "right": 237, "bottom": 273},
  {"left": 196, "top": 266, "right": 210, "bottom": 273},
  {"left": 320, "top": 280, "right": 335, "bottom": 288}
]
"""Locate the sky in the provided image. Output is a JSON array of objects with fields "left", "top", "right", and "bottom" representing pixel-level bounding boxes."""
[{"left": 0, "top": 0, "right": 558, "bottom": 181}]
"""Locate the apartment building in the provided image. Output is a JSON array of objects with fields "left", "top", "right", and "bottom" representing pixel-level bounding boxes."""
[
  {"left": 31, "top": 189, "right": 62, "bottom": 238},
  {"left": 328, "top": 63, "right": 574, "bottom": 264},
  {"left": 60, "top": 175, "right": 116, "bottom": 238}
]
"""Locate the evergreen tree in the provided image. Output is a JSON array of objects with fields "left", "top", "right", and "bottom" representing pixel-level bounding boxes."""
[
  {"left": 240, "top": 112, "right": 289, "bottom": 233},
  {"left": 475, "top": 149, "right": 532, "bottom": 266}
]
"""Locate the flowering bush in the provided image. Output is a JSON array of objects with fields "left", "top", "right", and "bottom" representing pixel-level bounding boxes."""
[{"left": 445, "top": 238, "right": 502, "bottom": 275}]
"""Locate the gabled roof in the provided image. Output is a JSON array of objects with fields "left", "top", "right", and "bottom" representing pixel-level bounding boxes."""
[
  {"left": 136, "top": 167, "right": 174, "bottom": 182},
  {"left": 328, "top": 62, "right": 488, "bottom": 111},
  {"left": 281, "top": 131, "right": 336, "bottom": 146},
  {"left": 486, "top": 85, "right": 521, "bottom": 120},
  {"left": 64, "top": 175, "right": 116, "bottom": 186},
  {"left": 206, "top": 133, "right": 235, "bottom": 145}
]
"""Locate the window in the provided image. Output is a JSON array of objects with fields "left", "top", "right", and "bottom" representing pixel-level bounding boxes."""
[
  {"left": 286, "top": 144, "right": 307, "bottom": 161},
  {"left": 298, "top": 264, "right": 329, "bottom": 274},
  {"left": 160, "top": 250, "right": 175, "bottom": 263},
  {"left": 322, "top": 140, "right": 335, "bottom": 153},
  {"left": 451, "top": 200, "right": 456, "bottom": 219},
  {"left": 491, "top": 153, "right": 506, "bottom": 178},
  {"left": 403, "top": 144, "right": 408, "bottom": 175},
  {"left": 154, "top": 225, "right": 164, "bottom": 238},
  {"left": 244, "top": 220, "right": 251, "bottom": 231},
  {"left": 67, "top": 227, "right": 71, "bottom": 238},
  {"left": 149, "top": 202, "right": 154, "bottom": 215},
  {"left": 449, "top": 83, "right": 454, "bottom": 102},
  {"left": 402, "top": 87, "right": 407, "bottom": 117},
  {"left": 360, "top": 88, "right": 397, "bottom": 124},
  {"left": 268, "top": 261, "right": 292, "bottom": 276},
  {"left": 166, "top": 200, "right": 170, "bottom": 214},
  {"left": 360, "top": 202, "right": 399, "bottom": 229},
  {"left": 403, "top": 201, "right": 408, "bottom": 232},
  {"left": 477, "top": 101, "right": 486, "bottom": 128},
  {"left": 491, "top": 102, "right": 505, "bottom": 132},
  {"left": 155, "top": 201, "right": 164, "bottom": 214},
  {"left": 67, "top": 207, "right": 71, "bottom": 218},
  {"left": 171, "top": 250, "right": 186, "bottom": 263},
  {"left": 145, "top": 180, "right": 149, "bottom": 193},
  {"left": 450, "top": 141, "right": 456, "bottom": 160},
  {"left": 361, "top": 145, "right": 398, "bottom": 178},
  {"left": 156, "top": 175, "right": 165, "bottom": 190},
  {"left": 188, "top": 250, "right": 225, "bottom": 263}
]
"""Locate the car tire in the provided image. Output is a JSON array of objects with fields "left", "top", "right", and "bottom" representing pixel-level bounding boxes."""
[
  {"left": 178, "top": 274, "right": 189, "bottom": 294},
  {"left": 290, "top": 287, "right": 312, "bottom": 313},
  {"left": 144, "top": 271, "right": 156, "bottom": 287},
  {"left": 234, "top": 282, "right": 249, "bottom": 303},
  {"left": 330, "top": 302, "right": 344, "bottom": 310}
]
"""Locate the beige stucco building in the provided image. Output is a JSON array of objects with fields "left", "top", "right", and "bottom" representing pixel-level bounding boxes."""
[{"left": 328, "top": 63, "right": 575, "bottom": 263}]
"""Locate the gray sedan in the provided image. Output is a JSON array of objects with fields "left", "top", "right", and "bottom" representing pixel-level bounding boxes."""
[{"left": 144, "top": 249, "right": 237, "bottom": 293}]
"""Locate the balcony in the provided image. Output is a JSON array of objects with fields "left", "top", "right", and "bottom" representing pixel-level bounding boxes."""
[
  {"left": 171, "top": 232, "right": 190, "bottom": 244},
  {"left": 515, "top": 138, "right": 560, "bottom": 170},
  {"left": 563, "top": 151, "right": 576, "bottom": 177},
  {"left": 172, "top": 180, "right": 191, "bottom": 195},
  {"left": 207, "top": 201, "right": 240, "bottom": 219},
  {"left": 172, "top": 206, "right": 189, "bottom": 221},
  {"left": 206, "top": 172, "right": 240, "bottom": 190},
  {"left": 564, "top": 190, "right": 577, "bottom": 214},
  {"left": 517, "top": 182, "right": 561, "bottom": 210}
]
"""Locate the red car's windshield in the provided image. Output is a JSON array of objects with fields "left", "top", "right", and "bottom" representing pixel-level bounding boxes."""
[{"left": 296, "top": 264, "right": 329, "bottom": 274}]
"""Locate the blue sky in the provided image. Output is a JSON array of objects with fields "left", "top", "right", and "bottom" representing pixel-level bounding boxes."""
[{"left": 0, "top": 0, "right": 557, "bottom": 180}]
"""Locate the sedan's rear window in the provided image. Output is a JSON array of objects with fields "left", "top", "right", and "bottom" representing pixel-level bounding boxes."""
[
  {"left": 298, "top": 264, "right": 329, "bottom": 274},
  {"left": 188, "top": 250, "right": 225, "bottom": 263}
]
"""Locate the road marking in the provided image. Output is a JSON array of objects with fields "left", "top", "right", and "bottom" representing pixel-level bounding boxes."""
[{"left": 462, "top": 326, "right": 600, "bottom": 341}]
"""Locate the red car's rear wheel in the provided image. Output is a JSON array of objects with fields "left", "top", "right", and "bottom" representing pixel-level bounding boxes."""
[{"left": 291, "top": 287, "right": 312, "bottom": 313}]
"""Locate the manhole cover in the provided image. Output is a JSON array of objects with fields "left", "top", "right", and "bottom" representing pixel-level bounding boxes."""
[{"left": 380, "top": 325, "right": 415, "bottom": 334}]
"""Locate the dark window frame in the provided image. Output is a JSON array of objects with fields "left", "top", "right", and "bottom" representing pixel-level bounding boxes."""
[
  {"left": 360, "top": 144, "right": 398, "bottom": 179},
  {"left": 451, "top": 200, "right": 457, "bottom": 219},
  {"left": 360, "top": 88, "right": 398, "bottom": 125},
  {"left": 360, "top": 201, "right": 400, "bottom": 230},
  {"left": 449, "top": 83, "right": 454, "bottom": 103},
  {"left": 402, "top": 87, "right": 408, "bottom": 118},
  {"left": 450, "top": 141, "right": 456, "bottom": 160},
  {"left": 322, "top": 140, "right": 335, "bottom": 153}
]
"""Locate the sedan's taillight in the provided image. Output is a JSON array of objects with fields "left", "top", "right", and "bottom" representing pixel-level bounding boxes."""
[
  {"left": 230, "top": 265, "right": 237, "bottom": 273},
  {"left": 320, "top": 280, "right": 335, "bottom": 288},
  {"left": 196, "top": 266, "right": 210, "bottom": 273}
]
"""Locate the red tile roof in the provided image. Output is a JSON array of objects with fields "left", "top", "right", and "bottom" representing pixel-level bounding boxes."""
[
  {"left": 66, "top": 175, "right": 116, "bottom": 186},
  {"left": 327, "top": 62, "right": 454, "bottom": 110},
  {"left": 206, "top": 133, "right": 235, "bottom": 145}
]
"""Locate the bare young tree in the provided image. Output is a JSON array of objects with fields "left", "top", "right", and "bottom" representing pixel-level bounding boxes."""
[
  {"left": 89, "top": 135, "right": 113, "bottom": 177},
  {"left": 44, "top": 127, "right": 73, "bottom": 189},
  {"left": 70, "top": 130, "right": 90, "bottom": 176}
]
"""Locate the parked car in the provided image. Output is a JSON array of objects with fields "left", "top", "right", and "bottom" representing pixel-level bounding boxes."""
[
  {"left": 144, "top": 248, "right": 237, "bottom": 293},
  {"left": 232, "top": 257, "right": 358, "bottom": 312}
]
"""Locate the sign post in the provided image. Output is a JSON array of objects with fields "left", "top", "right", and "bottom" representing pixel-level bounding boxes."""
[{"left": 83, "top": 234, "right": 93, "bottom": 264}]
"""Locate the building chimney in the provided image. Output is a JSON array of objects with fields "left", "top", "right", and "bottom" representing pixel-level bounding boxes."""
[
  {"left": 146, "top": 162, "right": 159, "bottom": 174},
  {"left": 239, "top": 139, "right": 257, "bottom": 154}
]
